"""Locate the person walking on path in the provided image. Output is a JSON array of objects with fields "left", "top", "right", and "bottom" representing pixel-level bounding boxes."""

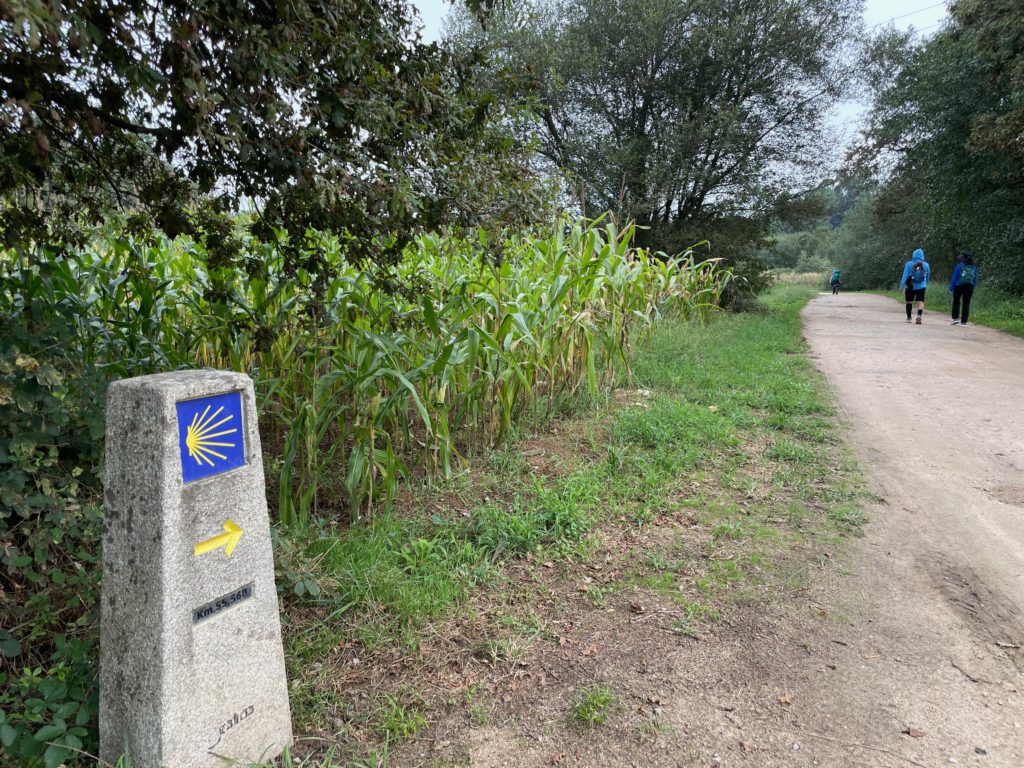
[
  {"left": 949, "top": 251, "right": 978, "bottom": 326},
  {"left": 900, "top": 248, "right": 931, "bottom": 324},
  {"left": 830, "top": 268, "right": 842, "bottom": 295}
]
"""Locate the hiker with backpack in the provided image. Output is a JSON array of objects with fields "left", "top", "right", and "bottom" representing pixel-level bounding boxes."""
[
  {"left": 899, "top": 248, "right": 931, "bottom": 324},
  {"left": 830, "top": 268, "right": 842, "bottom": 295},
  {"left": 948, "top": 251, "right": 978, "bottom": 326}
]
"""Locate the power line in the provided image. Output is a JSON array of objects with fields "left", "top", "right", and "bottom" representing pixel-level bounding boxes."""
[{"left": 870, "top": 2, "right": 946, "bottom": 28}]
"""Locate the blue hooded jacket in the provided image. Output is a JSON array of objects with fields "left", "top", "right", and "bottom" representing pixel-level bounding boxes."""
[{"left": 900, "top": 249, "right": 930, "bottom": 290}]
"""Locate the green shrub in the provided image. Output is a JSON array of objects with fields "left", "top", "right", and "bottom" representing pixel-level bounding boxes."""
[{"left": 1, "top": 242, "right": 184, "bottom": 766}]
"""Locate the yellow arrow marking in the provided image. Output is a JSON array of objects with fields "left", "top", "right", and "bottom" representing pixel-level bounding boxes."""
[{"left": 194, "top": 519, "right": 244, "bottom": 558}]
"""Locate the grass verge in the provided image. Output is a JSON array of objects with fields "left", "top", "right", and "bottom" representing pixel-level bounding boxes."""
[{"left": 269, "top": 281, "right": 864, "bottom": 766}]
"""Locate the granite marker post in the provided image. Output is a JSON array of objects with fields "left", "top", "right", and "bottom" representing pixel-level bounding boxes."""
[{"left": 100, "top": 371, "right": 291, "bottom": 768}]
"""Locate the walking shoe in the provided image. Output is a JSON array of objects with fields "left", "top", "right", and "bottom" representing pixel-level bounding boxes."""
[
  {"left": 960, "top": 321, "right": 968, "bottom": 326},
  {"left": 950, "top": 318, "right": 960, "bottom": 324},
  {"left": 915, "top": 317, "right": 922, "bottom": 324},
  {"left": 906, "top": 317, "right": 912, "bottom": 323}
]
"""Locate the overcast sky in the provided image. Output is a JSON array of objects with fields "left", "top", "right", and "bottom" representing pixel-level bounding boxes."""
[
  {"left": 835, "top": 0, "right": 948, "bottom": 141},
  {"left": 411, "top": 0, "right": 448, "bottom": 42}
]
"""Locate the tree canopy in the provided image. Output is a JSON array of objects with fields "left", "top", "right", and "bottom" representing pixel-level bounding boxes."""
[
  {"left": 0, "top": 0, "right": 541, "bottom": 266},
  {"left": 448, "top": 0, "right": 864, "bottom": 254},
  {"left": 835, "top": 0, "right": 1024, "bottom": 292}
]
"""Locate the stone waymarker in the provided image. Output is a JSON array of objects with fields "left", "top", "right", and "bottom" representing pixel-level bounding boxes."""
[{"left": 100, "top": 371, "right": 292, "bottom": 768}]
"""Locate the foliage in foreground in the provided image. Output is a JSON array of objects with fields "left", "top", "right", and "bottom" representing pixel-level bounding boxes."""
[
  {"left": 1, "top": 0, "right": 541, "bottom": 267},
  {"left": 9, "top": 283, "right": 854, "bottom": 765},
  {"left": 0, "top": 219, "right": 727, "bottom": 766}
]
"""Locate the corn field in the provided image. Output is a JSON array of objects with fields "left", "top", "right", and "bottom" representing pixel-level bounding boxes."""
[{"left": 2, "top": 218, "right": 728, "bottom": 526}]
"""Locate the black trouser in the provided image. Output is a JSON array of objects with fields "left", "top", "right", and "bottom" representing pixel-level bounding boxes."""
[
  {"left": 831, "top": 282, "right": 839, "bottom": 295},
  {"left": 952, "top": 284, "right": 974, "bottom": 323}
]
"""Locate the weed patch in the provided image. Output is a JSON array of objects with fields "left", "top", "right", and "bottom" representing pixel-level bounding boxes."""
[
  {"left": 374, "top": 694, "right": 427, "bottom": 742},
  {"left": 570, "top": 684, "right": 616, "bottom": 727},
  {"left": 610, "top": 282, "right": 865, "bottom": 619}
]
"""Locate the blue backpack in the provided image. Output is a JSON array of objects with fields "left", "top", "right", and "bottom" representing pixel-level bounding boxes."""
[
  {"left": 958, "top": 264, "right": 977, "bottom": 286},
  {"left": 906, "top": 262, "right": 925, "bottom": 287}
]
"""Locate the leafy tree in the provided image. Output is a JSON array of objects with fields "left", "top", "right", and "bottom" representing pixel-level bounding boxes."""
[
  {"left": 953, "top": 0, "right": 1024, "bottom": 166},
  {"left": 850, "top": 8, "right": 1024, "bottom": 292},
  {"left": 761, "top": 226, "right": 834, "bottom": 272},
  {"left": 446, "top": 0, "right": 863, "bottom": 256},
  {"left": 0, "top": 0, "right": 542, "bottom": 266},
  {"left": 831, "top": 191, "right": 898, "bottom": 290}
]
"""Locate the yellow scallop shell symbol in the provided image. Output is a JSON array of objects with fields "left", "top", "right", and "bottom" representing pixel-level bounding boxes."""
[{"left": 185, "top": 405, "right": 238, "bottom": 467}]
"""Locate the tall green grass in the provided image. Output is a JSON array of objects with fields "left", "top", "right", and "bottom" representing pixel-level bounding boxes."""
[{"left": 3, "top": 219, "right": 728, "bottom": 525}]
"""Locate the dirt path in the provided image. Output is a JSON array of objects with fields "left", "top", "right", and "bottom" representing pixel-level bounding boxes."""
[
  {"left": 794, "top": 292, "right": 1024, "bottom": 765},
  {"left": 393, "top": 293, "right": 1024, "bottom": 768}
]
